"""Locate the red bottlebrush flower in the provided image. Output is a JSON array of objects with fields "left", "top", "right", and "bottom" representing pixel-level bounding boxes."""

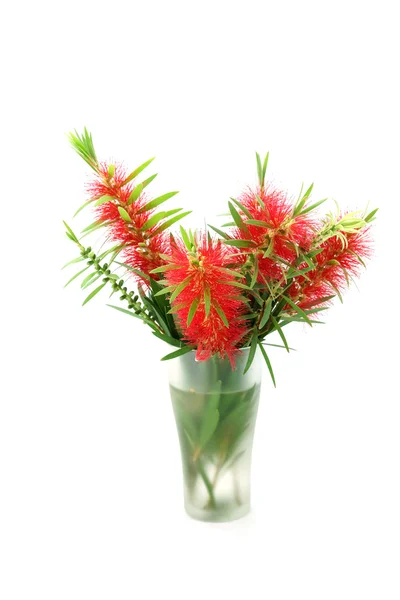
[
  {"left": 163, "top": 234, "right": 248, "bottom": 364},
  {"left": 288, "top": 227, "right": 373, "bottom": 310},
  {"left": 232, "top": 185, "right": 316, "bottom": 270},
  {"left": 86, "top": 162, "right": 169, "bottom": 283},
  {"left": 87, "top": 161, "right": 133, "bottom": 204}
]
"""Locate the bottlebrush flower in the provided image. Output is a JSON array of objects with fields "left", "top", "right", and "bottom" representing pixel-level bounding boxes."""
[
  {"left": 228, "top": 185, "right": 317, "bottom": 282},
  {"left": 288, "top": 227, "right": 373, "bottom": 309},
  {"left": 85, "top": 161, "right": 183, "bottom": 283},
  {"left": 160, "top": 233, "right": 249, "bottom": 363}
]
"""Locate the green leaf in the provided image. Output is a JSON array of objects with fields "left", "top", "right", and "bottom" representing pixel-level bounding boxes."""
[
  {"left": 118, "top": 207, "right": 132, "bottom": 222},
  {"left": 151, "top": 211, "right": 191, "bottom": 236},
  {"left": 243, "top": 331, "right": 258, "bottom": 374},
  {"left": 298, "top": 197, "right": 327, "bottom": 215},
  {"left": 262, "top": 152, "right": 269, "bottom": 186},
  {"left": 187, "top": 296, "right": 200, "bottom": 326},
  {"left": 250, "top": 257, "right": 259, "bottom": 288},
  {"left": 122, "top": 157, "right": 155, "bottom": 185},
  {"left": 141, "top": 208, "right": 182, "bottom": 231},
  {"left": 199, "top": 381, "right": 221, "bottom": 448},
  {"left": 294, "top": 183, "right": 314, "bottom": 215},
  {"left": 81, "top": 271, "right": 100, "bottom": 288},
  {"left": 216, "top": 267, "right": 245, "bottom": 279},
  {"left": 281, "top": 294, "right": 312, "bottom": 326},
  {"left": 151, "top": 330, "right": 182, "bottom": 347},
  {"left": 116, "top": 262, "right": 150, "bottom": 281},
  {"left": 263, "top": 237, "right": 274, "bottom": 258},
  {"left": 73, "top": 199, "right": 94, "bottom": 218},
  {"left": 150, "top": 264, "right": 183, "bottom": 273},
  {"left": 82, "top": 282, "right": 106, "bottom": 305},
  {"left": 216, "top": 280, "right": 251, "bottom": 290},
  {"left": 258, "top": 342, "right": 276, "bottom": 387},
  {"left": 138, "top": 191, "right": 179, "bottom": 214},
  {"left": 262, "top": 342, "right": 296, "bottom": 351},
  {"left": 169, "top": 276, "right": 192, "bottom": 303},
  {"left": 160, "top": 346, "right": 193, "bottom": 361},
  {"left": 230, "top": 197, "right": 253, "bottom": 219},
  {"left": 94, "top": 194, "right": 115, "bottom": 207},
  {"left": 258, "top": 298, "right": 272, "bottom": 329},
  {"left": 68, "top": 128, "right": 98, "bottom": 172},
  {"left": 224, "top": 239, "right": 257, "bottom": 248},
  {"left": 127, "top": 184, "right": 143, "bottom": 205},
  {"left": 207, "top": 224, "right": 230, "bottom": 240},
  {"left": 365, "top": 207, "right": 379, "bottom": 222},
  {"left": 228, "top": 201, "right": 248, "bottom": 231},
  {"left": 63, "top": 221, "right": 79, "bottom": 243},
  {"left": 270, "top": 316, "right": 290, "bottom": 352},
  {"left": 154, "top": 285, "right": 175, "bottom": 297},
  {"left": 80, "top": 219, "right": 114, "bottom": 237},
  {"left": 107, "top": 304, "right": 157, "bottom": 331},
  {"left": 180, "top": 225, "right": 192, "bottom": 249},
  {"left": 141, "top": 173, "right": 158, "bottom": 189},
  {"left": 204, "top": 286, "right": 211, "bottom": 317},
  {"left": 256, "top": 194, "right": 265, "bottom": 209},
  {"left": 256, "top": 152, "right": 263, "bottom": 187},
  {"left": 213, "top": 301, "right": 229, "bottom": 327},
  {"left": 300, "top": 295, "right": 335, "bottom": 309},
  {"left": 61, "top": 256, "right": 85, "bottom": 270},
  {"left": 64, "top": 265, "right": 90, "bottom": 287},
  {"left": 246, "top": 219, "right": 272, "bottom": 228}
]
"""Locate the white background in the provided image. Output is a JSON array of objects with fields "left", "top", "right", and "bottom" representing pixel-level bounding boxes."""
[{"left": 1, "top": 1, "right": 399, "bottom": 598}]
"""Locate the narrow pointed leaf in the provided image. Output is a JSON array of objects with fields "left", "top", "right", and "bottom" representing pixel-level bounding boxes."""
[
  {"left": 228, "top": 201, "right": 248, "bottom": 231},
  {"left": 138, "top": 191, "right": 179, "bottom": 214},
  {"left": 64, "top": 265, "right": 90, "bottom": 287},
  {"left": 122, "top": 157, "right": 155, "bottom": 185},
  {"left": 298, "top": 198, "right": 328, "bottom": 215},
  {"left": 259, "top": 299, "right": 272, "bottom": 329},
  {"left": 203, "top": 286, "right": 211, "bottom": 317},
  {"left": 94, "top": 194, "right": 115, "bottom": 207},
  {"left": 282, "top": 294, "right": 312, "bottom": 326},
  {"left": 213, "top": 301, "right": 229, "bottom": 327},
  {"left": 246, "top": 219, "right": 272, "bottom": 228},
  {"left": 258, "top": 342, "right": 276, "bottom": 387},
  {"left": 161, "top": 346, "right": 193, "bottom": 361},
  {"left": 63, "top": 221, "right": 79, "bottom": 243},
  {"left": 73, "top": 199, "right": 94, "bottom": 218},
  {"left": 151, "top": 211, "right": 191, "bottom": 235},
  {"left": 118, "top": 207, "right": 132, "bottom": 222},
  {"left": 127, "top": 184, "right": 143, "bottom": 205},
  {"left": 187, "top": 296, "right": 200, "bottom": 326},
  {"left": 230, "top": 197, "right": 253, "bottom": 219},
  {"left": 82, "top": 282, "right": 106, "bottom": 306},
  {"left": 208, "top": 224, "right": 230, "bottom": 240},
  {"left": 243, "top": 331, "right": 258, "bottom": 374},
  {"left": 270, "top": 316, "right": 290, "bottom": 352},
  {"left": 224, "top": 239, "right": 257, "bottom": 248}
]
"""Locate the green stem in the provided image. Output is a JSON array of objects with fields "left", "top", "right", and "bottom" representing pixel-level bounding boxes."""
[{"left": 196, "top": 459, "right": 217, "bottom": 509}]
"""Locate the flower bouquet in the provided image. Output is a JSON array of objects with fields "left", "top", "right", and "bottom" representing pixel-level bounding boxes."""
[{"left": 63, "top": 129, "right": 376, "bottom": 522}]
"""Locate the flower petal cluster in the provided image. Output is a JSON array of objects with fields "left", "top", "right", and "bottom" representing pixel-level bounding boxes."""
[
  {"left": 87, "top": 162, "right": 168, "bottom": 281},
  {"left": 289, "top": 228, "right": 372, "bottom": 309},
  {"left": 163, "top": 234, "right": 248, "bottom": 363}
]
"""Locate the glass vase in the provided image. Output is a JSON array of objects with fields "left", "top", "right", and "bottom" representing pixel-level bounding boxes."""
[{"left": 168, "top": 349, "right": 261, "bottom": 522}]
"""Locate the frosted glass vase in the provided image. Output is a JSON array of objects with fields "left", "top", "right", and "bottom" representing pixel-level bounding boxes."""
[{"left": 168, "top": 349, "right": 261, "bottom": 522}]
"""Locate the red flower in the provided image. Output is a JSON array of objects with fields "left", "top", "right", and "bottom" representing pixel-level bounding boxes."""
[
  {"left": 238, "top": 186, "right": 315, "bottom": 252},
  {"left": 163, "top": 234, "right": 248, "bottom": 364},
  {"left": 288, "top": 228, "right": 373, "bottom": 309},
  {"left": 229, "top": 185, "right": 316, "bottom": 282},
  {"left": 86, "top": 162, "right": 168, "bottom": 282}
]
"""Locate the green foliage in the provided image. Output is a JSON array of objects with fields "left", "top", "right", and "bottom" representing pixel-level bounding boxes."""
[{"left": 68, "top": 128, "right": 98, "bottom": 172}]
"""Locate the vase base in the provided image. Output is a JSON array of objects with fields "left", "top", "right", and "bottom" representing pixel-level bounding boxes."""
[{"left": 184, "top": 501, "right": 250, "bottom": 523}]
